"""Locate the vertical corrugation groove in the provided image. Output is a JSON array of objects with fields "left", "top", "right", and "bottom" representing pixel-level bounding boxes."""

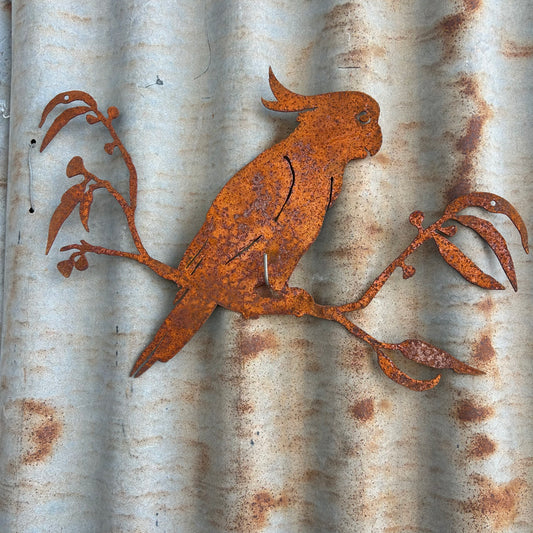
[
  {"left": 0, "top": 1, "right": 531, "bottom": 531},
  {"left": 0, "top": 0, "right": 11, "bottom": 337}
]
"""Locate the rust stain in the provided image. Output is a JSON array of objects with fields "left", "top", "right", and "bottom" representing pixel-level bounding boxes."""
[
  {"left": 378, "top": 398, "right": 392, "bottom": 411},
  {"left": 366, "top": 222, "right": 385, "bottom": 238},
  {"left": 456, "top": 114, "right": 484, "bottom": 156},
  {"left": 462, "top": 475, "right": 528, "bottom": 530},
  {"left": 372, "top": 152, "right": 392, "bottom": 167},
  {"left": 457, "top": 75, "right": 479, "bottom": 99},
  {"left": 21, "top": 399, "right": 62, "bottom": 465},
  {"left": 445, "top": 175, "right": 473, "bottom": 205},
  {"left": 194, "top": 440, "right": 211, "bottom": 477},
  {"left": 338, "top": 45, "right": 387, "bottom": 67},
  {"left": 466, "top": 434, "right": 496, "bottom": 459},
  {"left": 440, "top": 11, "right": 467, "bottom": 41},
  {"left": 325, "top": 2, "right": 359, "bottom": 30},
  {"left": 236, "top": 400, "right": 254, "bottom": 415},
  {"left": 350, "top": 398, "right": 374, "bottom": 422},
  {"left": 474, "top": 296, "right": 494, "bottom": 317},
  {"left": 40, "top": 72, "right": 527, "bottom": 392},
  {"left": 398, "top": 121, "right": 420, "bottom": 131},
  {"left": 502, "top": 40, "right": 533, "bottom": 58},
  {"left": 237, "top": 329, "right": 279, "bottom": 364},
  {"left": 473, "top": 334, "right": 496, "bottom": 363},
  {"left": 324, "top": 245, "right": 357, "bottom": 260},
  {"left": 339, "top": 345, "right": 369, "bottom": 373},
  {"left": 445, "top": 75, "right": 493, "bottom": 204},
  {"left": 179, "top": 378, "right": 213, "bottom": 404},
  {"left": 59, "top": 11, "right": 92, "bottom": 24},
  {"left": 302, "top": 469, "right": 321, "bottom": 483},
  {"left": 247, "top": 490, "right": 291, "bottom": 530},
  {"left": 436, "top": 6, "right": 493, "bottom": 210},
  {"left": 290, "top": 337, "right": 313, "bottom": 351},
  {"left": 463, "top": 0, "right": 482, "bottom": 11},
  {"left": 324, "top": 2, "right": 385, "bottom": 70},
  {"left": 437, "top": 0, "right": 483, "bottom": 61},
  {"left": 454, "top": 398, "right": 494, "bottom": 423}
]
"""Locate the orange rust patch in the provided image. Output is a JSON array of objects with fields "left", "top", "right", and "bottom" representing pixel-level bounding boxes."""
[
  {"left": 502, "top": 40, "right": 533, "bottom": 58},
  {"left": 456, "top": 114, "right": 484, "bottom": 155},
  {"left": 242, "top": 490, "right": 291, "bottom": 530},
  {"left": 438, "top": 11, "right": 467, "bottom": 61},
  {"left": 237, "top": 329, "right": 279, "bottom": 364},
  {"left": 236, "top": 400, "right": 254, "bottom": 415},
  {"left": 366, "top": 222, "right": 384, "bottom": 238},
  {"left": 372, "top": 153, "right": 392, "bottom": 167},
  {"left": 290, "top": 337, "right": 313, "bottom": 351},
  {"left": 440, "top": 11, "right": 467, "bottom": 37},
  {"left": 398, "top": 121, "right": 420, "bottom": 131},
  {"left": 324, "top": 245, "right": 355, "bottom": 259},
  {"left": 473, "top": 334, "right": 496, "bottom": 363},
  {"left": 350, "top": 398, "right": 374, "bottom": 422},
  {"left": 454, "top": 398, "right": 494, "bottom": 423},
  {"left": 21, "top": 399, "right": 62, "bottom": 464},
  {"left": 466, "top": 434, "right": 496, "bottom": 459},
  {"left": 463, "top": 475, "right": 527, "bottom": 530},
  {"left": 378, "top": 398, "right": 393, "bottom": 411},
  {"left": 302, "top": 469, "right": 321, "bottom": 483},
  {"left": 437, "top": 1, "right": 482, "bottom": 61},
  {"left": 463, "top": 0, "right": 482, "bottom": 12},
  {"left": 457, "top": 75, "right": 478, "bottom": 99},
  {"left": 337, "top": 45, "right": 386, "bottom": 67},
  {"left": 446, "top": 74, "right": 493, "bottom": 203},
  {"left": 475, "top": 297, "right": 494, "bottom": 316}
]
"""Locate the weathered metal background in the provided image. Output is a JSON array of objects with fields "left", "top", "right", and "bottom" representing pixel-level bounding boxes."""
[{"left": 1, "top": 1, "right": 532, "bottom": 531}]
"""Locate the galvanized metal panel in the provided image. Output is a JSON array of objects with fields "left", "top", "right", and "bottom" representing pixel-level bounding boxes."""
[
  {"left": 0, "top": 1, "right": 532, "bottom": 531},
  {"left": 0, "top": 0, "right": 11, "bottom": 332}
]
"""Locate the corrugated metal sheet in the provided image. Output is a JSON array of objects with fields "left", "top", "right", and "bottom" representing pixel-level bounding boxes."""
[{"left": 0, "top": 1, "right": 531, "bottom": 531}]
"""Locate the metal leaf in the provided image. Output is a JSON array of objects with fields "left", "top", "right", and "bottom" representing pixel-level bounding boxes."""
[
  {"left": 452, "top": 214, "right": 518, "bottom": 291},
  {"left": 397, "top": 339, "right": 483, "bottom": 375},
  {"left": 40, "top": 106, "right": 92, "bottom": 152},
  {"left": 377, "top": 349, "right": 441, "bottom": 391},
  {"left": 66, "top": 156, "right": 86, "bottom": 178},
  {"left": 74, "top": 255, "right": 89, "bottom": 271},
  {"left": 45, "top": 183, "right": 86, "bottom": 254},
  {"left": 57, "top": 259, "right": 74, "bottom": 278},
  {"left": 39, "top": 91, "right": 97, "bottom": 129},
  {"left": 445, "top": 192, "right": 529, "bottom": 254},
  {"left": 433, "top": 233, "right": 505, "bottom": 290}
]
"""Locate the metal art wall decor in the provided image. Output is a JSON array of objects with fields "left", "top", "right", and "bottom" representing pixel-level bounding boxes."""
[{"left": 39, "top": 69, "right": 528, "bottom": 390}]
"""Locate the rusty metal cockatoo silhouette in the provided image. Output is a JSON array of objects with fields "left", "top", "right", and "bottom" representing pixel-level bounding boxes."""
[{"left": 39, "top": 69, "right": 528, "bottom": 390}]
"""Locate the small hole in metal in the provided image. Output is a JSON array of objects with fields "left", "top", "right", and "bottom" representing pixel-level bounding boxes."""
[
  {"left": 30, "top": 139, "right": 36, "bottom": 145},
  {"left": 490, "top": 200, "right": 496, "bottom": 207},
  {"left": 29, "top": 207, "right": 35, "bottom": 214}
]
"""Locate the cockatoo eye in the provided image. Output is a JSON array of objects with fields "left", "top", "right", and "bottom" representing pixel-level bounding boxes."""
[{"left": 356, "top": 110, "right": 371, "bottom": 124}]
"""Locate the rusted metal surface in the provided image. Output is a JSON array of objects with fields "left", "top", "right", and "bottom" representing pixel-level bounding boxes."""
[
  {"left": 1, "top": 1, "right": 532, "bottom": 532},
  {"left": 40, "top": 74, "right": 526, "bottom": 391}
]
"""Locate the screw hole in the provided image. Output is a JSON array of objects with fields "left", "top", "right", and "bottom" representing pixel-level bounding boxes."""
[
  {"left": 30, "top": 139, "right": 36, "bottom": 145},
  {"left": 490, "top": 200, "right": 496, "bottom": 207},
  {"left": 28, "top": 207, "right": 35, "bottom": 214}
]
